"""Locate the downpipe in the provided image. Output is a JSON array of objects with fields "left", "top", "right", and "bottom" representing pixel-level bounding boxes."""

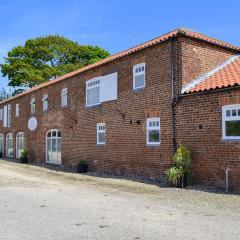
[{"left": 225, "top": 168, "right": 230, "bottom": 193}]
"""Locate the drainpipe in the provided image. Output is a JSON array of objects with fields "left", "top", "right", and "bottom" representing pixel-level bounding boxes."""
[
  {"left": 170, "top": 39, "right": 178, "bottom": 153},
  {"left": 225, "top": 168, "right": 230, "bottom": 193}
]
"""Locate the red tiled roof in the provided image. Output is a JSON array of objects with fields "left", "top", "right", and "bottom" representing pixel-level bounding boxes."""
[
  {"left": 1, "top": 28, "right": 240, "bottom": 104},
  {"left": 184, "top": 56, "right": 240, "bottom": 93}
]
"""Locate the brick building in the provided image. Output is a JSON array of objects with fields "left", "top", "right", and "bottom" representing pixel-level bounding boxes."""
[{"left": 0, "top": 28, "right": 240, "bottom": 190}]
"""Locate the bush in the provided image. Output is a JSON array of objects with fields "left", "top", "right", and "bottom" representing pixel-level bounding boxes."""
[
  {"left": 165, "top": 144, "right": 191, "bottom": 187},
  {"left": 21, "top": 149, "right": 30, "bottom": 158},
  {"left": 165, "top": 166, "right": 184, "bottom": 187}
]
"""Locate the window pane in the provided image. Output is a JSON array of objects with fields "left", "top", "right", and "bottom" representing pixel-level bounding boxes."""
[
  {"left": 135, "top": 74, "right": 145, "bottom": 88},
  {"left": 148, "top": 130, "right": 160, "bottom": 143},
  {"left": 226, "top": 120, "right": 240, "bottom": 136},
  {"left": 87, "top": 86, "right": 100, "bottom": 106},
  {"left": 226, "top": 110, "right": 231, "bottom": 117},
  {"left": 232, "top": 109, "right": 237, "bottom": 116},
  {"left": 98, "top": 132, "right": 105, "bottom": 143}
]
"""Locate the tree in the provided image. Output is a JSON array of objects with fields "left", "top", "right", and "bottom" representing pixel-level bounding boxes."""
[{"left": 0, "top": 35, "right": 110, "bottom": 88}]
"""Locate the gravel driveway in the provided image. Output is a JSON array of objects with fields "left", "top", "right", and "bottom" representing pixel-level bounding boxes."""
[{"left": 0, "top": 160, "right": 240, "bottom": 240}]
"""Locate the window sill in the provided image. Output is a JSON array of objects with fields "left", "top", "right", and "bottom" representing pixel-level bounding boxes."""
[
  {"left": 133, "top": 87, "right": 145, "bottom": 92},
  {"left": 146, "top": 144, "right": 161, "bottom": 148},
  {"left": 222, "top": 138, "right": 240, "bottom": 142},
  {"left": 86, "top": 104, "right": 101, "bottom": 109}
]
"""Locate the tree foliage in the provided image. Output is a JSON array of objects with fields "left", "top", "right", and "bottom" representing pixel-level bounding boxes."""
[{"left": 1, "top": 35, "right": 110, "bottom": 88}]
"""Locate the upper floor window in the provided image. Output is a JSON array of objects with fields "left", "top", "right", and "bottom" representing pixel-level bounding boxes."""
[
  {"left": 97, "top": 123, "right": 106, "bottom": 145},
  {"left": 86, "top": 79, "right": 100, "bottom": 107},
  {"left": 16, "top": 103, "right": 20, "bottom": 117},
  {"left": 0, "top": 108, "right": 3, "bottom": 121},
  {"left": 42, "top": 95, "right": 48, "bottom": 112},
  {"left": 30, "top": 98, "right": 36, "bottom": 114},
  {"left": 147, "top": 118, "right": 160, "bottom": 146},
  {"left": 61, "top": 88, "right": 68, "bottom": 107},
  {"left": 222, "top": 105, "right": 240, "bottom": 140},
  {"left": 133, "top": 63, "right": 145, "bottom": 90},
  {"left": 86, "top": 73, "right": 118, "bottom": 107}
]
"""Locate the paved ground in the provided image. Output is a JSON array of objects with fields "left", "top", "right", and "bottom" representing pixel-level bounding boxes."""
[{"left": 0, "top": 160, "right": 240, "bottom": 240}]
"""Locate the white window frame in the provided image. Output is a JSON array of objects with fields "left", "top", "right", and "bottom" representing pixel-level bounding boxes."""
[
  {"left": 16, "top": 132, "right": 25, "bottom": 158},
  {"left": 30, "top": 98, "right": 36, "bottom": 114},
  {"left": 146, "top": 117, "right": 160, "bottom": 146},
  {"left": 97, "top": 123, "right": 106, "bottom": 145},
  {"left": 133, "top": 63, "right": 146, "bottom": 90},
  {"left": 6, "top": 133, "right": 13, "bottom": 157},
  {"left": 42, "top": 95, "right": 48, "bottom": 112},
  {"left": 86, "top": 78, "right": 101, "bottom": 107},
  {"left": 61, "top": 88, "right": 68, "bottom": 107},
  {"left": 16, "top": 103, "right": 20, "bottom": 117},
  {"left": 222, "top": 104, "right": 240, "bottom": 140},
  {"left": 7, "top": 104, "right": 11, "bottom": 127},
  {"left": 0, "top": 109, "right": 3, "bottom": 121},
  {"left": 46, "top": 129, "right": 62, "bottom": 165}
]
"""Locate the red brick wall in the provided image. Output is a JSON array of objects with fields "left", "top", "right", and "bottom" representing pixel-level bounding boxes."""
[
  {"left": 0, "top": 40, "right": 175, "bottom": 181},
  {"left": 176, "top": 89, "right": 240, "bottom": 191}
]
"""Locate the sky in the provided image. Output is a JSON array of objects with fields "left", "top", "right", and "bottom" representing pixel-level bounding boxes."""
[{"left": 0, "top": 0, "right": 240, "bottom": 89}]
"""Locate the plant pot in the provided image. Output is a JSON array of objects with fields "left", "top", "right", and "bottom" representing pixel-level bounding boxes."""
[
  {"left": 76, "top": 164, "right": 88, "bottom": 173},
  {"left": 20, "top": 157, "right": 28, "bottom": 164}
]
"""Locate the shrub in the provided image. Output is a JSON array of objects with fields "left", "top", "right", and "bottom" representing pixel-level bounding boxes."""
[
  {"left": 21, "top": 149, "right": 30, "bottom": 158},
  {"left": 165, "top": 144, "right": 191, "bottom": 187}
]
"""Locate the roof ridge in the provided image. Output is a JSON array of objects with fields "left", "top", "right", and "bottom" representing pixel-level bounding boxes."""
[{"left": 181, "top": 55, "right": 240, "bottom": 94}]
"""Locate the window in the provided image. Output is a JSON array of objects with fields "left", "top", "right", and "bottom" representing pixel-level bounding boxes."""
[
  {"left": 30, "top": 98, "right": 36, "bottom": 114},
  {"left": 86, "top": 72, "right": 118, "bottom": 107},
  {"left": 147, "top": 118, "right": 160, "bottom": 145},
  {"left": 16, "top": 132, "right": 25, "bottom": 158},
  {"left": 0, "top": 134, "right": 4, "bottom": 156},
  {"left": 86, "top": 79, "right": 100, "bottom": 107},
  {"left": 46, "top": 129, "right": 61, "bottom": 165},
  {"left": 133, "top": 63, "right": 145, "bottom": 90},
  {"left": 222, "top": 105, "right": 240, "bottom": 140},
  {"left": 42, "top": 95, "right": 48, "bottom": 112},
  {"left": 97, "top": 123, "right": 106, "bottom": 145},
  {"left": 0, "top": 109, "right": 3, "bottom": 121},
  {"left": 7, "top": 105, "right": 11, "bottom": 127},
  {"left": 61, "top": 88, "right": 68, "bottom": 107},
  {"left": 6, "top": 133, "right": 13, "bottom": 157},
  {"left": 16, "top": 103, "right": 19, "bottom": 117}
]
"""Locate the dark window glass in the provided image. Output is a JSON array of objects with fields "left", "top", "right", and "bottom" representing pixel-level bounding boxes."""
[
  {"left": 226, "top": 110, "right": 231, "bottom": 117},
  {"left": 226, "top": 120, "right": 240, "bottom": 136},
  {"left": 148, "top": 130, "right": 160, "bottom": 143}
]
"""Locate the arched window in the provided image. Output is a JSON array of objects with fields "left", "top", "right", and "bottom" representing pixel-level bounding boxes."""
[
  {"left": 0, "top": 134, "right": 4, "bottom": 157},
  {"left": 6, "top": 133, "right": 13, "bottom": 157},
  {"left": 46, "top": 129, "right": 61, "bottom": 165},
  {"left": 16, "top": 132, "right": 25, "bottom": 158}
]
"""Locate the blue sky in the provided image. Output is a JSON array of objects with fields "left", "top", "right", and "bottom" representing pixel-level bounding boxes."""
[{"left": 1, "top": 0, "right": 240, "bottom": 89}]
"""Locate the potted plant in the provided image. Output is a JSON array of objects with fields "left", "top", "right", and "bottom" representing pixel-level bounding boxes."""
[
  {"left": 165, "top": 144, "right": 191, "bottom": 188},
  {"left": 76, "top": 160, "right": 88, "bottom": 173},
  {"left": 20, "top": 149, "right": 30, "bottom": 164}
]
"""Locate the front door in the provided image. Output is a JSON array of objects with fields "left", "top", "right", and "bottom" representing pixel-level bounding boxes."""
[{"left": 46, "top": 130, "right": 61, "bottom": 165}]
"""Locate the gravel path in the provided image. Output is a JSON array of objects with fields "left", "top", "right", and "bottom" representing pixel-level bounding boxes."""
[{"left": 0, "top": 160, "right": 240, "bottom": 240}]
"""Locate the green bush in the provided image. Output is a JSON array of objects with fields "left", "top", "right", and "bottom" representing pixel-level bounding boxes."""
[
  {"left": 21, "top": 149, "right": 30, "bottom": 158},
  {"left": 165, "top": 144, "right": 191, "bottom": 187},
  {"left": 165, "top": 166, "right": 184, "bottom": 186}
]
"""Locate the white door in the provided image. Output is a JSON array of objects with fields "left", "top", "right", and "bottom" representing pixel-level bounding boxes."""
[
  {"left": 46, "top": 130, "right": 61, "bottom": 165},
  {"left": 0, "top": 134, "right": 4, "bottom": 157},
  {"left": 6, "top": 133, "right": 13, "bottom": 157},
  {"left": 16, "top": 132, "right": 25, "bottom": 158}
]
